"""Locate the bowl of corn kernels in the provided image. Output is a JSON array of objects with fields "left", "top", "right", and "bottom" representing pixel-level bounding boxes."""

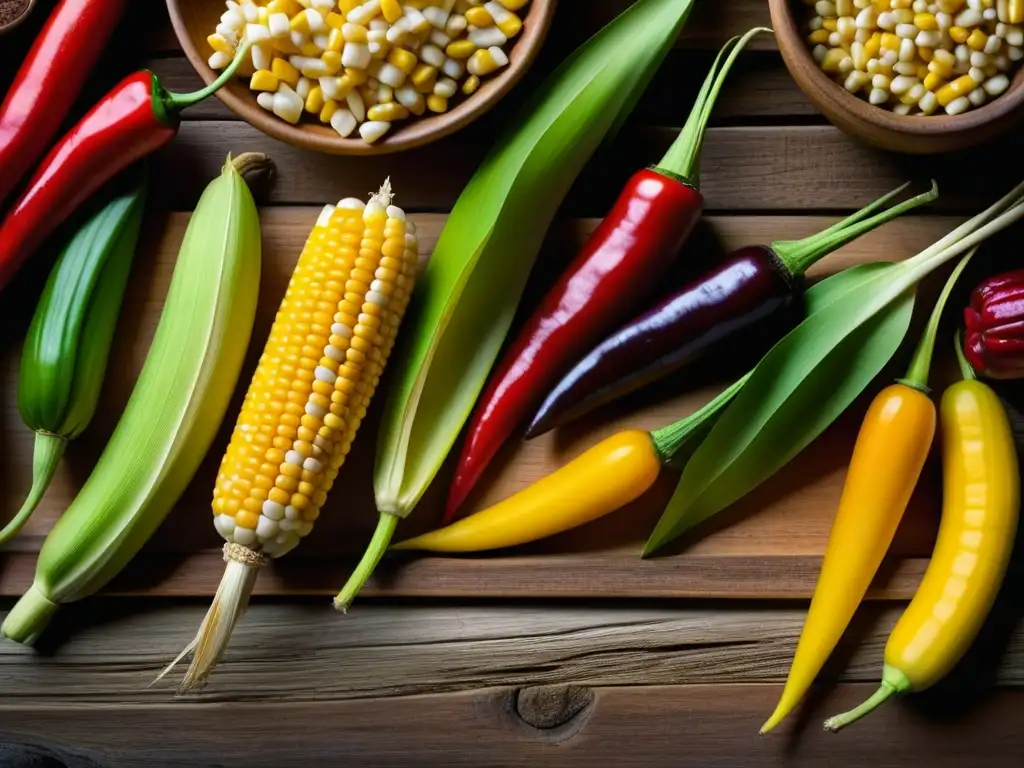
[
  {"left": 168, "top": 0, "right": 556, "bottom": 155},
  {"left": 769, "top": 0, "right": 1024, "bottom": 153}
]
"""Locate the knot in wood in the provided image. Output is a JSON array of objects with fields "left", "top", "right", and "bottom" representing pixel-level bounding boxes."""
[{"left": 514, "top": 685, "right": 594, "bottom": 730}]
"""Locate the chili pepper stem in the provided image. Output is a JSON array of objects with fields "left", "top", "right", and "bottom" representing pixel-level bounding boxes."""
[
  {"left": 955, "top": 331, "right": 978, "bottom": 381},
  {"left": 899, "top": 248, "right": 977, "bottom": 391},
  {"left": 156, "top": 41, "right": 253, "bottom": 115},
  {"left": 334, "top": 513, "right": 400, "bottom": 612},
  {"left": 824, "top": 664, "right": 912, "bottom": 732},
  {"left": 0, "top": 433, "right": 65, "bottom": 544},
  {"left": 650, "top": 374, "right": 749, "bottom": 463},
  {"left": 654, "top": 26, "right": 770, "bottom": 183},
  {"left": 772, "top": 181, "right": 938, "bottom": 279}
]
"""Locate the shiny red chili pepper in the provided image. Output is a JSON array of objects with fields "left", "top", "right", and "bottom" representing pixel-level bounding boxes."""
[
  {"left": 964, "top": 269, "right": 1024, "bottom": 379},
  {"left": 0, "top": 0, "right": 127, "bottom": 209},
  {"left": 0, "top": 44, "right": 250, "bottom": 294},
  {"left": 527, "top": 182, "right": 939, "bottom": 437},
  {"left": 443, "top": 28, "right": 770, "bottom": 522}
]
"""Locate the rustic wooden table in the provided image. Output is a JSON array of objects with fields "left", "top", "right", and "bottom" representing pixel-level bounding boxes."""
[{"left": 3, "top": 1, "right": 1024, "bottom": 766}]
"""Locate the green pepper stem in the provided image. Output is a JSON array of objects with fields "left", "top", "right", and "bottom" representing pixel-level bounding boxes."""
[
  {"left": 333, "top": 512, "right": 400, "bottom": 612},
  {"left": 773, "top": 181, "right": 938, "bottom": 278},
  {"left": 900, "top": 247, "right": 977, "bottom": 391},
  {"left": 0, "top": 432, "right": 66, "bottom": 545},
  {"left": 823, "top": 664, "right": 912, "bottom": 733},
  {"left": 954, "top": 330, "right": 977, "bottom": 381},
  {"left": 162, "top": 40, "right": 253, "bottom": 112},
  {"left": 651, "top": 374, "right": 749, "bottom": 462},
  {"left": 655, "top": 27, "right": 771, "bottom": 184}
]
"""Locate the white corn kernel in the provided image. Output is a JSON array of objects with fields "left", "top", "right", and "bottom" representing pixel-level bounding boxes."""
[
  {"left": 894, "top": 61, "right": 920, "bottom": 74},
  {"left": 215, "top": 23, "right": 239, "bottom": 43},
  {"left": 252, "top": 43, "right": 272, "bottom": 71},
  {"left": 893, "top": 102, "right": 914, "bottom": 113},
  {"left": 379, "top": 62, "right": 407, "bottom": 87},
  {"left": 955, "top": 8, "right": 984, "bottom": 25},
  {"left": 245, "top": 23, "right": 271, "bottom": 44},
  {"left": 242, "top": 1, "right": 258, "bottom": 22},
  {"left": 856, "top": 5, "right": 878, "bottom": 27},
  {"left": 209, "top": 51, "right": 232, "bottom": 69},
  {"left": 872, "top": 73, "right": 892, "bottom": 88},
  {"left": 331, "top": 107, "right": 358, "bottom": 137},
  {"left": 434, "top": 75, "right": 458, "bottom": 97},
  {"left": 813, "top": 44, "right": 829, "bottom": 62},
  {"left": 838, "top": 16, "right": 857, "bottom": 39},
  {"left": 984, "top": 7, "right": 998, "bottom": 19},
  {"left": 256, "top": 91, "right": 275, "bottom": 110},
  {"left": 900, "top": 37, "right": 917, "bottom": 61},
  {"left": 891, "top": 74, "right": 919, "bottom": 93},
  {"left": 468, "top": 25, "right": 507, "bottom": 48},
  {"left": 984, "top": 72, "right": 1011, "bottom": 93},
  {"left": 916, "top": 30, "right": 942, "bottom": 46},
  {"left": 343, "top": 41, "right": 373, "bottom": 68},
  {"left": 816, "top": 0, "right": 837, "bottom": 15},
  {"left": 945, "top": 94, "right": 971, "bottom": 112},
  {"left": 896, "top": 22, "right": 918, "bottom": 37},
  {"left": 971, "top": 50, "right": 991, "bottom": 66},
  {"left": 273, "top": 87, "right": 304, "bottom": 123},
  {"left": 1007, "top": 26, "right": 1024, "bottom": 45},
  {"left": 429, "top": 28, "right": 452, "bottom": 47},
  {"left": 269, "top": 12, "right": 290, "bottom": 37},
  {"left": 360, "top": 120, "right": 391, "bottom": 142},
  {"left": 347, "top": 90, "right": 367, "bottom": 121},
  {"left": 919, "top": 90, "right": 939, "bottom": 112},
  {"left": 442, "top": 57, "right": 465, "bottom": 78},
  {"left": 936, "top": 11, "right": 953, "bottom": 28},
  {"left": 296, "top": 76, "right": 313, "bottom": 100},
  {"left": 985, "top": 34, "right": 1003, "bottom": 52},
  {"left": 869, "top": 86, "right": 889, "bottom": 104},
  {"left": 423, "top": 5, "right": 451, "bottom": 27},
  {"left": 969, "top": 85, "right": 988, "bottom": 104},
  {"left": 845, "top": 70, "right": 870, "bottom": 91}
]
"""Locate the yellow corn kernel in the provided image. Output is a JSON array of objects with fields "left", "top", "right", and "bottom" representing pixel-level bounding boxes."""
[
  {"left": 368, "top": 102, "right": 410, "bottom": 121},
  {"left": 918, "top": 46, "right": 934, "bottom": 62},
  {"left": 306, "top": 86, "right": 325, "bottom": 114},
  {"left": 820, "top": 47, "right": 848, "bottom": 73},
  {"left": 388, "top": 47, "right": 418, "bottom": 74},
  {"left": 346, "top": 67, "right": 370, "bottom": 85},
  {"left": 446, "top": 39, "right": 477, "bottom": 59},
  {"left": 274, "top": 37, "right": 300, "bottom": 55},
  {"left": 338, "top": 0, "right": 359, "bottom": 11},
  {"left": 914, "top": 12, "right": 939, "bottom": 29},
  {"left": 935, "top": 73, "right": 977, "bottom": 105},
  {"left": 468, "top": 48, "right": 502, "bottom": 76},
  {"left": 864, "top": 32, "right": 882, "bottom": 58},
  {"left": 462, "top": 74, "right": 480, "bottom": 95},
  {"left": 272, "top": 57, "right": 301, "bottom": 87},
  {"left": 822, "top": 18, "right": 838, "bottom": 31},
  {"left": 427, "top": 93, "right": 448, "bottom": 112},
  {"left": 497, "top": 0, "right": 529, "bottom": 8},
  {"left": 300, "top": 41, "right": 322, "bottom": 56},
  {"left": 493, "top": 10, "right": 522, "bottom": 38},
  {"left": 937, "top": 0, "right": 965, "bottom": 11},
  {"left": 950, "top": 26, "right": 970, "bottom": 43},
  {"left": 320, "top": 98, "right": 340, "bottom": 122},
  {"left": 411, "top": 63, "right": 437, "bottom": 93},
  {"left": 322, "top": 51, "right": 342, "bottom": 72},
  {"left": 1006, "top": 0, "right": 1024, "bottom": 22},
  {"left": 290, "top": 12, "right": 310, "bottom": 35},
  {"left": 268, "top": 0, "right": 301, "bottom": 14},
  {"left": 881, "top": 32, "right": 901, "bottom": 51},
  {"left": 344, "top": 23, "right": 369, "bottom": 42},
  {"left": 207, "top": 34, "right": 234, "bottom": 56},
  {"left": 326, "top": 11, "right": 345, "bottom": 29},
  {"left": 380, "top": 0, "right": 403, "bottom": 22},
  {"left": 250, "top": 70, "right": 279, "bottom": 91},
  {"left": 257, "top": 7, "right": 269, "bottom": 25},
  {"left": 465, "top": 6, "right": 493, "bottom": 26},
  {"left": 809, "top": 29, "right": 831, "bottom": 44},
  {"left": 966, "top": 29, "right": 989, "bottom": 50},
  {"left": 326, "top": 28, "right": 344, "bottom": 52},
  {"left": 924, "top": 71, "right": 947, "bottom": 90}
]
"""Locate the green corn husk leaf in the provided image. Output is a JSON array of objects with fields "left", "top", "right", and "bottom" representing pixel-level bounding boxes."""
[
  {"left": 645, "top": 182, "right": 1024, "bottom": 556},
  {"left": 374, "top": 0, "right": 698, "bottom": 517}
]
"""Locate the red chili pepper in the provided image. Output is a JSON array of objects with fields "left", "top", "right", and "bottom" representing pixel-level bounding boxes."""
[
  {"left": 443, "top": 28, "right": 769, "bottom": 522},
  {"left": 0, "top": 0, "right": 127, "bottom": 208},
  {"left": 964, "top": 269, "right": 1024, "bottom": 379},
  {"left": 527, "top": 182, "right": 938, "bottom": 437},
  {"left": 0, "top": 43, "right": 251, "bottom": 294}
]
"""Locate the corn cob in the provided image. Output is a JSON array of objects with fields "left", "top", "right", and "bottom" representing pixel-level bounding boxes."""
[
  {"left": 160, "top": 179, "right": 419, "bottom": 691},
  {"left": 2, "top": 154, "right": 265, "bottom": 645}
]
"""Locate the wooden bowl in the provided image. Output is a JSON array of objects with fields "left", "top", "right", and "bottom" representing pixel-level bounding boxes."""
[
  {"left": 0, "top": 0, "right": 35, "bottom": 36},
  {"left": 167, "top": 0, "right": 556, "bottom": 155},
  {"left": 769, "top": 0, "right": 1024, "bottom": 154}
]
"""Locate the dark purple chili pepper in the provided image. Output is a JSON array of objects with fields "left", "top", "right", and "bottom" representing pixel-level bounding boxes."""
[{"left": 526, "top": 181, "right": 939, "bottom": 438}]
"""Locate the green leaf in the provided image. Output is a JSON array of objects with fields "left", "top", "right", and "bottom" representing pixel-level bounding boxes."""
[
  {"left": 374, "top": 0, "right": 698, "bottom": 518},
  {"left": 644, "top": 263, "right": 915, "bottom": 555}
]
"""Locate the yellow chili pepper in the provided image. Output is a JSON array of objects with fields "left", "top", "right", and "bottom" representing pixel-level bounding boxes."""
[
  {"left": 824, "top": 342, "right": 1019, "bottom": 733},
  {"left": 761, "top": 252, "right": 975, "bottom": 735},
  {"left": 392, "top": 430, "right": 662, "bottom": 552}
]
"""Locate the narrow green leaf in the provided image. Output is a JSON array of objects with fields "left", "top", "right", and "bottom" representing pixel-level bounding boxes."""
[
  {"left": 645, "top": 263, "right": 914, "bottom": 554},
  {"left": 374, "top": 0, "right": 698, "bottom": 517}
]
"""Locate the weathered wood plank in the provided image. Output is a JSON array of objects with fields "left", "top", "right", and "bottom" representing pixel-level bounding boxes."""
[
  {"left": 5, "top": 599, "right": 1023, "bottom": 702},
  {"left": 144, "top": 120, "right": 1013, "bottom": 213},
  {"left": 2, "top": 210, "right": 982, "bottom": 599},
  {"left": 3, "top": 684, "right": 1024, "bottom": 767},
  {"left": 151, "top": 52, "right": 816, "bottom": 123}
]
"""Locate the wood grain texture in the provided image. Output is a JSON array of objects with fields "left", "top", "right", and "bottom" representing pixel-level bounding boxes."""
[
  {"left": 3, "top": 210, "right": 1002, "bottom": 599},
  {"left": 3, "top": 684, "right": 1024, "bottom": 767},
  {"left": 141, "top": 120, "right": 1017, "bottom": 213},
  {"left": 5, "top": 600, "right": 1022, "bottom": 702}
]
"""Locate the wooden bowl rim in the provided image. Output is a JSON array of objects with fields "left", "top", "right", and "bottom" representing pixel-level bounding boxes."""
[
  {"left": 167, "top": 0, "right": 557, "bottom": 156},
  {"left": 769, "top": 0, "right": 1024, "bottom": 139}
]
